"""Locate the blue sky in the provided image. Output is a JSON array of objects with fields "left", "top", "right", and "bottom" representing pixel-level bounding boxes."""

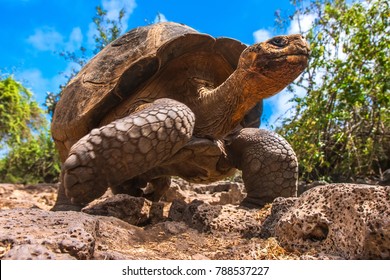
[{"left": 0, "top": 0, "right": 313, "bottom": 126}]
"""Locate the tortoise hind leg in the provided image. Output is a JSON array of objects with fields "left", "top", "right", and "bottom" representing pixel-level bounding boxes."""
[
  {"left": 51, "top": 98, "right": 194, "bottom": 211},
  {"left": 226, "top": 128, "right": 298, "bottom": 208}
]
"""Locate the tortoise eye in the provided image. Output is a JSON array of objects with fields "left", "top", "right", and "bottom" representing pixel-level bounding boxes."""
[{"left": 269, "top": 37, "right": 288, "bottom": 47}]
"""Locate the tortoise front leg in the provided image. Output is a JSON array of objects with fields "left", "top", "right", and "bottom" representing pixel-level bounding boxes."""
[
  {"left": 51, "top": 98, "right": 194, "bottom": 211},
  {"left": 226, "top": 128, "right": 298, "bottom": 208}
]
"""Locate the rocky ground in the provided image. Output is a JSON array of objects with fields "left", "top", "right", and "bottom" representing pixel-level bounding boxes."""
[{"left": 0, "top": 178, "right": 389, "bottom": 260}]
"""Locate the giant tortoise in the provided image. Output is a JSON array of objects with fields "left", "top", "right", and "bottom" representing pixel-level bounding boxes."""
[{"left": 51, "top": 22, "right": 309, "bottom": 211}]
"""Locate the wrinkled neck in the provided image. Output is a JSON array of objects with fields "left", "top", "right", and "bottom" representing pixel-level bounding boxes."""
[{"left": 194, "top": 69, "right": 271, "bottom": 138}]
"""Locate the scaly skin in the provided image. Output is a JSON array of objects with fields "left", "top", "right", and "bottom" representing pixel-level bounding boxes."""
[
  {"left": 52, "top": 29, "right": 309, "bottom": 211},
  {"left": 226, "top": 128, "right": 298, "bottom": 208},
  {"left": 53, "top": 99, "right": 194, "bottom": 208}
]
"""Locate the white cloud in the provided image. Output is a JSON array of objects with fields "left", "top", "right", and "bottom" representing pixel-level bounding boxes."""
[
  {"left": 327, "top": 30, "right": 348, "bottom": 61},
  {"left": 15, "top": 61, "right": 82, "bottom": 105},
  {"left": 28, "top": 1, "right": 138, "bottom": 53},
  {"left": 18, "top": 68, "right": 49, "bottom": 90},
  {"left": 16, "top": 69, "right": 50, "bottom": 103},
  {"left": 55, "top": 61, "right": 82, "bottom": 84},
  {"left": 253, "top": 29, "right": 272, "bottom": 43},
  {"left": 263, "top": 86, "right": 306, "bottom": 128},
  {"left": 21, "top": 0, "right": 138, "bottom": 111},
  {"left": 287, "top": 13, "right": 316, "bottom": 34},
  {"left": 253, "top": 13, "right": 316, "bottom": 46},
  {"left": 27, "top": 26, "right": 84, "bottom": 52},
  {"left": 154, "top": 12, "right": 168, "bottom": 23},
  {"left": 87, "top": 0, "right": 137, "bottom": 48},
  {"left": 67, "top": 27, "right": 83, "bottom": 52},
  {"left": 87, "top": 22, "right": 98, "bottom": 47},
  {"left": 27, "top": 27, "right": 64, "bottom": 51},
  {"left": 102, "top": 0, "right": 137, "bottom": 31}
]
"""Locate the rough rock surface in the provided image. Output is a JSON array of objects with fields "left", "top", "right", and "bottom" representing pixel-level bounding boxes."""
[
  {"left": 0, "top": 183, "right": 289, "bottom": 260},
  {"left": 0, "top": 183, "right": 57, "bottom": 210},
  {"left": 0, "top": 181, "right": 389, "bottom": 260},
  {"left": 162, "top": 178, "right": 246, "bottom": 205},
  {"left": 1, "top": 208, "right": 99, "bottom": 259},
  {"left": 168, "top": 199, "right": 265, "bottom": 236},
  {"left": 0, "top": 207, "right": 286, "bottom": 260},
  {"left": 262, "top": 184, "right": 390, "bottom": 259},
  {"left": 83, "top": 194, "right": 165, "bottom": 226}
]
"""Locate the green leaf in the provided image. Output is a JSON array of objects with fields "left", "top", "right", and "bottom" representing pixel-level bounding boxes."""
[{"left": 276, "top": 0, "right": 390, "bottom": 181}]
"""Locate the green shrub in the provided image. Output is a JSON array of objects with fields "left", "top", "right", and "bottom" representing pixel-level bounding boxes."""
[
  {"left": 277, "top": 0, "right": 389, "bottom": 181},
  {"left": 0, "top": 131, "right": 60, "bottom": 184}
]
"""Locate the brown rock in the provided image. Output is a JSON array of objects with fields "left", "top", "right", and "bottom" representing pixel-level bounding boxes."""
[
  {"left": 0, "top": 208, "right": 98, "bottom": 259},
  {"left": 260, "top": 197, "right": 297, "bottom": 238},
  {"left": 265, "top": 184, "right": 390, "bottom": 259},
  {"left": 161, "top": 181, "right": 188, "bottom": 202},
  {"left": 83, "top": 194, "right": 164, "bottom": 226},
  {"left": 0, "top": 183, "right": 58, "bottom": 210},
  {"left": 3, "top": 181, "right": 388, "bottom": 260},
  {"left": 0, "top": 207, "right": 292, "bottom": 260},
  {"left": 163, "top": 178, "right": 246, "bottom": 205},
  {"left": 168, "top": 200, "right": 222, "bottom": 232},
  {"left": 168, "top": 199, "right": 263, "bottom": 236}
]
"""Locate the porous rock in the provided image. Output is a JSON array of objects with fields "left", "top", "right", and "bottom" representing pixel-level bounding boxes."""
[
  {"left": 0, "top": 208, "right": 153, "bottom": 260},
  {"left": 0, "top": 208, "right": 97, "bottom": 259},
  {"left": 2, "top": 182, "right": 388, "bottom": 260},
  {"left": 82, "top": 194, "right": 164, "bottom": 225},
  {"left": 168, "top": 199, "right": 263, "bottom": 236},
  {"left": 263, "top": 184, "right": 390, "bottom": 259},
  {"left": 0, "top": 206, "right": 283, "bottom": 260},
  {"left": 162, "top": 178, "right": 246, "bottom": 205}
]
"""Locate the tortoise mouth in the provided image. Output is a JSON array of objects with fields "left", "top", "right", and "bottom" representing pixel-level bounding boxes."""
[
  {"left": 277, "top": 53, "right": 310, "bottom": 59},
  {"left": 271, "top": 53, "right": 309, "bottom": 66},
  {"left": 247, "top": 53, "right": 309, "bottom": 76}
]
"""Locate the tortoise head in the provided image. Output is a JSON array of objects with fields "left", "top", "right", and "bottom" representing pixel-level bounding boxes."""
[{"left": 237, "top": 34, "right": 310, "bottom": 97}]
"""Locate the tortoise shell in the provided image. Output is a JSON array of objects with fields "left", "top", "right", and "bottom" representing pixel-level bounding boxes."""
[{"left": 51, "top": 22, "right": 249, "bottom": 161}]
